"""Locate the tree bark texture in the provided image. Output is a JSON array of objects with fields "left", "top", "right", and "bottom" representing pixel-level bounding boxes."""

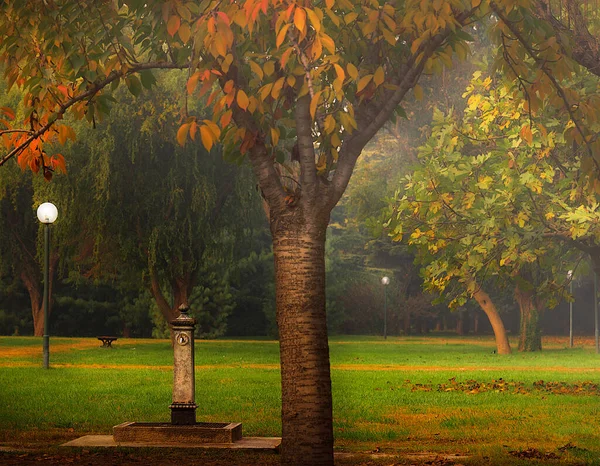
[
  {"left": 271, "top": 207, "right": 333, "bottom": 466},
  {"left": 21, "top": 254, "right": 57, "bottom": 337},
  {"left": 22, "top": 270, "right": 43, "bottom": 336},
  {"left": 472, "top": 288, "right": 512, "bottom": 354},
  {"left": 515, "top": 287, "right": 543, "bottom": 352}
]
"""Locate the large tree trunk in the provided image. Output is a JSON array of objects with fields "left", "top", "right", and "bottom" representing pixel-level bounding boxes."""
[
  {"left": 271, "top": 207, "right": 333, "bottom": 466},
  {"left": 515, "top": 286, "right": 543, "bottom": 352},
  {"left": 472, "top": 288, "right": 512, "bottom": 354}
]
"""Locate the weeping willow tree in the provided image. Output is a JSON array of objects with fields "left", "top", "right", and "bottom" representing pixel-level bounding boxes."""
[{"left": 60, "top": 72, "right": 265, "bottom": 328}]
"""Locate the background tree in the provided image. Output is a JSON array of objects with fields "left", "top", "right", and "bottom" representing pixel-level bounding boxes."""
[{"left": 389, "top": 72, "right": 592, "bottom": 352}]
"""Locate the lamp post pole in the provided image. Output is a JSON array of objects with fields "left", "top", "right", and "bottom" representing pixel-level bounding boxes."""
[
  {"left": 43, "top": 223, "right": 50, "bottom": 369},
  {"left": 37, "top": 202, "right": 58, "bottom": 370},
  {"left": 568, "top": 270, "right": 573, "bottom": 348},
  {"left": 381, "top": 276, "right": 390, "bottom": 340}
]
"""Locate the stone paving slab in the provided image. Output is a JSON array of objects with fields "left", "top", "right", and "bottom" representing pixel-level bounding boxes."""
[{"left": 61, "top": 435, "right": 281, "bottom": 451}]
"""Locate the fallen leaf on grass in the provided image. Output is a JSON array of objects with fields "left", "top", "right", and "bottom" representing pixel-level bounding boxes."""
[
  {"left": 509, "top": 448, "right": 559, "bottom": 460},
  {"left": 410, "top": 379, "right": 600, "bottom": 396}
]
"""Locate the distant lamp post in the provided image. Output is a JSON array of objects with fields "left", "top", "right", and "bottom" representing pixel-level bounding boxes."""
[
  {"left": 567, "top": 270, "right": 573, "bottom": 348},
  {"left": 381, "top": 276, "right": 390, "bottom": 340},
  {"left": 37, "top": 202, "right": 58, "bottom": 370}
]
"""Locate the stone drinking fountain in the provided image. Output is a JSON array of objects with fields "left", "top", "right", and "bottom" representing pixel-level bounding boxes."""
[{"left": 113, "top": 304, "right": 242, "bottom": 444}]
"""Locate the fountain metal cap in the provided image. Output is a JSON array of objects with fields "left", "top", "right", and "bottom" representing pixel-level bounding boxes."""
[{"left": 171, "top": 303, "right": 196, "bottom": 327}]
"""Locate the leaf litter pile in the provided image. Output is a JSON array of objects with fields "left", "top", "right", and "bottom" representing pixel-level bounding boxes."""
[{"left": 408, "top": 377, "right": 600, "bottom": 395}]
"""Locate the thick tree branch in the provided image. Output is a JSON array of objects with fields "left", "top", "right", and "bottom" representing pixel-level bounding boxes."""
[
  {"left": 148, "top": 264, "right": 177, "bottom": 322},
  {"left": 295, "top": 94, "right": 317, "bottom": 200},
  {"left": 329, "top": 8, "right": 478, "bottom": 209},
  {"left": 535, "top": 0, "right": 600, "bottom": 77}
]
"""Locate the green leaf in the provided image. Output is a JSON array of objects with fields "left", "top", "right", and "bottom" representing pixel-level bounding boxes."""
[
  {"left": 395, "top": 106, "right": 407, "bottom": 119},
  {"left": 140, "top": 70, "right": 157, "bottom": 89},
  {"left": 125, "top": 75, "right": 142, "bottom": 97}
]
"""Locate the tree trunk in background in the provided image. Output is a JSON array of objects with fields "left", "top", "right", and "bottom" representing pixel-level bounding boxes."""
[
  {"left": 473, "top": 288, "right": 512, "bottom": 354},
  {"left": 515, "top": 286, "right": 543, "bottom": 352},
  {"left": 271, "top": 208, "right": 333, "bottom": 466},
  {"left": 22, "top": 271, "right": 43, "bottom": 336},
  {"left": 456, "top": 310, "right": 466, "bottom": 335},
  {"left": 403, "top": 312, "right": 411, "bottom": 335},
  {"left": 149, "top": 266, "right": 181, "bottom": 323},
  {"left": 21, "top": 254, "right": 57, "bottom": 337},
  {"left": 473, "top": 311, "right": 480, "bottom": 334}
]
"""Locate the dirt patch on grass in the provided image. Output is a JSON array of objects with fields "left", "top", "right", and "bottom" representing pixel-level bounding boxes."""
[{"left": 0, "top": 340, "right": 99, "bottom": 359}]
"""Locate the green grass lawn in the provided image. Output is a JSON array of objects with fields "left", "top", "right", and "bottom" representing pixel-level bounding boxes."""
[{"left": 1, "top": 335, "right": 599, "bottom": 465}]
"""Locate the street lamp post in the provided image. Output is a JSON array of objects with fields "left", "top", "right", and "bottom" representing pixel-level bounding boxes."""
[
  {"left": 37, "top": 202, "right": 58, "bottom": 370},
  {"left": 568, "top": 270, "right": 573, "bottom": 348},
  {"left": 381, "top": 276, "right": 390, "bottom": 340}
]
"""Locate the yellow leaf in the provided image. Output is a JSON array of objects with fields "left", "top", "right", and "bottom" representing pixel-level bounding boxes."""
[
  {"left": 271, "top": 127, "right": 280, "bottom": 146},
  {"left": 259, "top": 83, "right": 273, "bottom": 100},
  {"left": 310, "top": 90, "right": 322, "bottom": 119},
  {"left": 326, "top": 0, "right": 334, "bottom": 8},
  {"left": 237, "top": 89, "right": 250, "bottom": 110},
  {"left": 373, "top": 66, "right": 384, "bottom": 87},
  {"left": 249, "top": 61, "right": 264, "bottom": 80},
  {"left": 177, "top": 123, "right": 190, "bottom": 146},
  {"left": 186, "top": 73, "right": 200, "bottom": 94},
  {"left": 382, "top": 28, "right": 396, "bottom": 46},
  {"left": 344, "top": 12, "right": 358, "bottom": 24},
  {"left": 203, "top": 120, "right": 221, "bottom": 140},
  {"left": 324, "top": 7, "right": 340, "bottom": 26},
  {"left": 333, "top": 64, "right": 345, "bottom": 81},
  {"left": 167, "top": 15, "right": 180, "bottom": 37},
  {"left": 221, "top": 54, "right": 233, "bottom": 73},
  {"left": 346, "top": 63, "right": 358, "bottom": 80},
  {"left": 306, "top": 8, "right": 321, "bottom": 32},
  {"left": 324, "top": 114, "right": 336, "bottom": 134},
  {"left": 271, "top": 78, "right": 285, "bottom": 99},
  {"left": 294, "top": 7, "right": 306, "bottom": 32},
  {"left": 331, "top": 132, "right": 341, "bottom": 147},
  {"left": 178, "top": 22, "right": 191, "bottom": 43},
  {"left": 276, "top": 23, "right": 291, "bottom": 48},
  {"left": 264, "top": 61, "right": 275, "bottom": 76},
  {"left": 357, "top": 74, "right": 373, "bottom": 93},
  {"left": 414, "top": 84, "right": 423, "bottom": 101},
  {"left": 287, "top": 75, "right": 296, "bottom": 87},
  {"left": 311, "top": 37, "right": 322, "bottom": 60},
  {"left": 200, "top": 125, "right": 214, "bottom": 151},
  {"left": 214, "top": 34, "right": 227, "bottom": 57},
  {"left": 320, "top": 33, "right": 336, "bottom": 54}
]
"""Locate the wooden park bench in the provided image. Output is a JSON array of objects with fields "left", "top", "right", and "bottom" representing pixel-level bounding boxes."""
[{"left": 97, "top": 336, "right": 118, "bottom": 348}]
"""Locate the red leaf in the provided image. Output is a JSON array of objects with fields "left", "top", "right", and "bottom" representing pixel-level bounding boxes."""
[{"left": 167, "top": 15, "right": 181, "bottom": 37}]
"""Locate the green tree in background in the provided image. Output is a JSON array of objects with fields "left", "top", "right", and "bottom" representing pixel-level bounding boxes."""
[{"left": 389, "top": 73, "right": 592, "bottom": 352}]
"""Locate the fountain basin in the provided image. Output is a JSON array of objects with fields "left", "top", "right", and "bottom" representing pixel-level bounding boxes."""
[{"left": 113, "top": 421, "right": 243, "bottom": 444}]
